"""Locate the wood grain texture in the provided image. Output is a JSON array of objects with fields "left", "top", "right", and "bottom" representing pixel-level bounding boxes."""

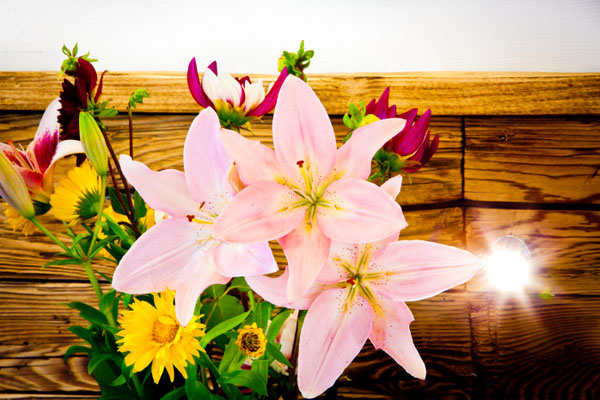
[
  {"left": 1, "top": 72, "right": 600, "bottom": 115},
  {"left": 0, "top": 280, "right": 475, "bottom": 398},
  {"left": 0, "top": 357, "right": 97, "bottom": 392},
  {"left": 465, "top": 208, "right": 600, "bottom": 296},
  {"left": 470, "top": 294, "right": 600, "bottom": 400},
  {"left": 464, "top": 117, "right": 600, "bottom": 203},
  {"left": 0, "top": 113, "right": 462, "bottom": 206}
]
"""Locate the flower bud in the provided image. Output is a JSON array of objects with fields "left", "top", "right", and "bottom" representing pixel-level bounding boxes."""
[
  {"left": 0, "top": 152, "right": 35, "bottom": 219},
  {"left": 79, "top": 112, "right": 108, "bottom": 176}
]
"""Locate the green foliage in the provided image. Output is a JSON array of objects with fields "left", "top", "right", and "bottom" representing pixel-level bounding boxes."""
[
  {"left": 342, "top": 100, "right": 380, "bottom": 137},
  {"left": 60, "top": 43, "right": 98, "bottom": 77},
  {"left": 278, "top": 40, "right": 314, "bottom": 81},
  {"left": 129, "top": 88, "right": 150, "bottom": 109}
]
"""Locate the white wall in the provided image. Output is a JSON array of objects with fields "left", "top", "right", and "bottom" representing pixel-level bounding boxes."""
[{"left": 1, "top": 0, "right": 599, "bottom": 73}]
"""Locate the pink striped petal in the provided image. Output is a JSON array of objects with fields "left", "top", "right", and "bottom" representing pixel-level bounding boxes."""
[
  {"left": 272, "top": 76, "right": 336, "bottom": 184},
  {"left": 220, "top": 129, "right": 283, "bottom": 185},
  {"left": 247, "top": 67, "right": 288, "bottom": 117},
  {"left": 212, "top": 181, "right": 305, "bottom": 243},
  {"left": 213, "top": 241, "right": 278, "bottom": 277},
  {"left": 33, "top": 98, "right": 61, "bottom": 141},
  {"left": 112, "top": 218, "right": 211, "bottom": 295},
  {"left": 175, "top": 250, "right": 230, "bottom": 326},
  {"left": 120, "top": 155, "right": 200, "bottom": 218},
  {"left": 184, "top": 108, "right": 232, "bottom": 203},
  {"left": 298, "top": 289, "right": 373, "bottom": 398},
  {"left": 334, "top": 118, "right": 406, "bottom": 180},
  {"left": 370, "top": 240, "right": 484, "bottom": 301},
  {"left": 318, "top": 178, "right": 407, "bottom": 243},
  {"left": 187, "top": 58, "right": 212, "bottom": 108},
  {"left": 279, "top": 222, "right": 331, "bottom": 302},
  {"left": 369, "top": 295, "right": 425, "bottom": 379},
  {"left": 246, "top": 268, "right": 327, "bottom": 310}
]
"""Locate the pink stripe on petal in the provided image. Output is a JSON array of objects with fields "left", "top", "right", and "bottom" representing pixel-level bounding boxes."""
[
  {"left": 247, "top": 67, "right": 288, "bottom": 117},
  {"left": 272, "top": 76, "right": 336, "bottom": 184},
  {"left": 279, "top": 222, "right": 331, "bottom": 302},
  {"left": 335, "top": 118, "right": 406, "bottom": 180},
  {"left": 213, "top": 241, "right": 278, "bottom": 278},
  {"left": 220, "top": 129, "right": 283, "bottom": 185},
  {"left": 298, "top": 289, "right": 373, "bottom": 398},
  {"left": 187, "top": 58, "right": 212, "bottom": 108},
  {"left": 246, "top": 268, "right": 326, "bottom": 310},
  {"left": 212, "top": 181, "right": 305, "bottom": 243},
  {"left": 369, "top": 295, "right": 426, "bottom": 380},
  {"left": 318, "top": 178, "right": 407, "bottom": 243},
  {"left": 369, "top": 240, "right": 484, "bottom": 302},
  {"left": 184, "top": 108, "right": 231, "bottom": 202},
  {"left": 120, "top": 155, "right": 200, "bottom": 218},
  {"left": 33, "top": 99, "right": 61, "bottom": 141}
]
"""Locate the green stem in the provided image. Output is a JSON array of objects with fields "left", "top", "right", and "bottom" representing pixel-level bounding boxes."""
[
  {"left": 82, "top": 260, "right": 103, "bottom": 301},
  {"left": 30, "top": 217, "right": 71, "bottom": 253},
  {"left": 248, "top": 290, "right": 256, "bottom": 311},
  {"left": 131, "top": 373, "right": 144, "bottom": 399},
  {"left": 86, "top": 175, "right": 107, "bottom": 259}
]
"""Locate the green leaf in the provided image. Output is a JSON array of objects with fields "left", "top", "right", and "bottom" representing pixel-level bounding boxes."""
[
  {"left": 200, "top": 310, "right": 250, "bottom": 347},
  {"left": 108, "top": 374, "right": 127, "bottom": 386},
  {"left": 218, "top": 339, "right": 245, "bottom": 374},
  {"left": 266, "top": 308, "right": 293, "bottom": 342},
  {"left": 108, "top": 187, "right": 129, "bottom": 215},
  {"left": 123, "top": 293, "right": 133, "bottom": 309},
  {"left": 133, "top": 190, "right": 147, "bottom": 220},
  {"left": 88, "top": 353, "right": 121, "bottom": 374},
  {"left": 228, "top": 277, "right": 251, "bottom": 292},
  {"left": 63, "top": 302, "right": 108, "bottom": 326},
  {"left": 219, "top": 369, "right": 267, "bottom": 396},
  {"left": 160, "top": 387, "right": 186, "bottom": 400},
  {"left": 64, "top": 345, "right": 91, "bottom": 361},
  {"left": 201, "top": 294, "right": 245, "bottom": 331},
  {"left": 265, "top": 341, "right": 292, "bottom": 368},
  {"left": 68, "top": 326, "right": 93, "bottom": 342},
  {"left": 251, "top": 359, "right": 268, "bottom": 385},
  {"left": 42, "top": 258, "right": 79, "bottom": 268}
]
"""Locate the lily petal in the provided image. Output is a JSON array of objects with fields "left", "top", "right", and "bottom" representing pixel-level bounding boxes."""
[
  {"left": 371, "top": 174, "right": 406, "bottom": 247},
  {"left": 335, "top": 118, "right": 407, "bottom": 180},
  {"left": 220, "top": 129, "right": 283, "bottom": 185},
  {"left": 298, "top": 288, "right": 373, "bottom": 398},
  {"left": 279, "top": 222, "right": 331, "bottom": 302},
  {"left": 175, "top": 250, "right": 230, "bottom": 326},
  {"left": 370, "top": 240, "right": 484, "bottom": 302},
  {"left": 318, "top": 178, "right": 407, "bottom": 243},
  {"left": 120, "top": 155, "right": 200, "bottom": 218},
  {"left": 246, "top": 268, "right": 327, "bottom": 310},
  {"left": 184, "top": 108, "right": 231, "bottom": 202},
  {"left": 48, "top": 140, "right": 84, "bottom": 169},
  {"left": 212, "top": 181, "right": 305, "bottom": 243},
  {"left": 33, "top": 98, "right": 61, "bottom": 141},
  {"left": 213, "top": 241, "right": 278, "bottom": 278},
  {"left": 369, "top": 295, "right": 426, "bottom": 380},
  {"left": 272, "top": 76, "right": 336, "bottom": 184},
  {"left": 112, "top": 218, "right": 211, "bottom": 295}
]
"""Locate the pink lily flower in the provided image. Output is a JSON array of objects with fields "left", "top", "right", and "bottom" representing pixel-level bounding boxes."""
[
  {"left": 213, "top": 75, "right": 408, "bottom": 302},
  {"left": 111, "top": 108, "right": 278, "bottom": 326},
  {"left": 187, "top": 58, "right": 288, "bottom": 131},
  {"left": 246, "top": 176, "right": 484, "bottom": 398},
  {"left": 0, "top": 99, "right": 83, "bottom": 210}
]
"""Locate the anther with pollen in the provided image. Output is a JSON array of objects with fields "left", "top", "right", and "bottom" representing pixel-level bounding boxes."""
[
  {"left": 296, "top": 160, "right": 305, "bottom": 168},
  {"left": 186, "top": 215, "right": 195, "bottom": 222}
]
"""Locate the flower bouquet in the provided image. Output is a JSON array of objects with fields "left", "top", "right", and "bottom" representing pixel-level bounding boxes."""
[{"left": 0, "top": 42, "right": 484, "bottom": 399}]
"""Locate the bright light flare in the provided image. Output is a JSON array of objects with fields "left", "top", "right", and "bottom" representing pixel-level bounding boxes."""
[{"left": 486, "top": 235, "right": 531, "bottom": 292}]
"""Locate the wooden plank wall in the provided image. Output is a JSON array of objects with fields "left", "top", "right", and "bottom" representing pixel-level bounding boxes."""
[{"left": 0, "top": 72, "right": 599, "bottom": 399}]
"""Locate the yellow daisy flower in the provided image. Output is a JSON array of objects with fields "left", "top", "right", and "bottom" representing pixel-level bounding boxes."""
[
  {"left": 236, "top": 323, "right": 267, "bottom": 359},
  {"left": 4, "top": 204, "right": 36, "bottom": 236},
  {"left": 50, "top": 163, "right": 102, "bottom": 224},
  {"left": 117, "top": 290, "right": 206, "bottom": 384}
]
